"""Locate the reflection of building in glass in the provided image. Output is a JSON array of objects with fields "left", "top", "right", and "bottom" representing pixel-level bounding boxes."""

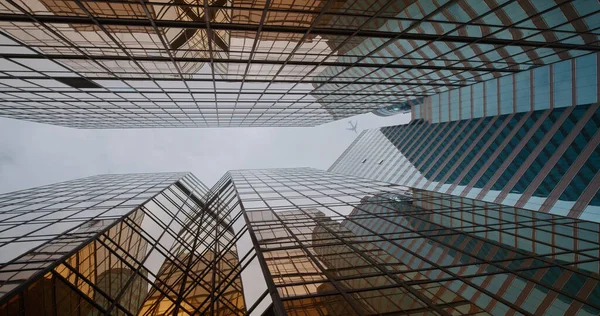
[
  {"left": 35, "top": 0, "right": 231, "bottom": 76},
  {"left": 342, "top": 190, "right": 600, "bottom": 315},
  {"left": 311, "top": 211, "right": 484, "bottom": 315},
  {"left": 139, "top": 251, "right": 245, "bottom": 315},
  {"left": 0, "top": 1, "right": 599, "bottom": 127},
  {"left": 0, "top": 172, "right": 247, "bottom": 315},
  {"left": 330, "top": 56, "right": 600, "bottom": 219},
  {"left": 2, "top": 168, "right": 600, "bottom": 315}
]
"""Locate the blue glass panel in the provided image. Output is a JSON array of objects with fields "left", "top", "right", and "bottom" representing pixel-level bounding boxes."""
[
  {"left": 440, "top": 92, "right": 449, "bottom": 122},
  {"left": 575, "top": 54, "right": 598, "bottom": 105},
  {"left": 432, "top": 95, "right": 440, "bottom": 123},
  {"left": 499, "top": 75, "right": 514, "bottom": 115},
  {"left": 534, "top": 66, "right": 551, "bottom": 110},
  {"left": 553, "top": 60, "right": 573, "bottom": 108},
  {"left": 486, "top": 81, "right": 499, "bottom": 116},
  {"left": 461, "top": 86, "right": 472, "bottom": 120},
  {"left": 473, "top": 83, "right": 484, "bottom": 118},
  {"left": 450, "top": 89, "right": 460, "bottom": 121},
  {"left": 414, "top": 104, "right": 421, "bottom": 119},
  {"left": 515, "top": 71, "right": 531, "bottom": 112}
]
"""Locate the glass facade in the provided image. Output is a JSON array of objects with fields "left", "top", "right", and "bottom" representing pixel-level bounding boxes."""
[
  {"left": 0, "top": 1, "right": 599, "bottom": 127},
  {"left": 413, "top": 53, "right": 600, "bottom": 123},
  {"left": 330, "top": 103, "right": 600, "bottom": 221},
  {"left": 2, "top": 168, "right": 600, "bottom": 315},
  {"left": 0, "top": 172, "right": 249, "bottom": 315}
]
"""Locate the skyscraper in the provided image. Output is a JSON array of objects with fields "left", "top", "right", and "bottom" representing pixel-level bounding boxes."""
[
  {"left": 0, "top": 1, "right": 599, "bottom": 127},
  {"left": 2, "top": 168, "right": 600, "bottom": 315},
  {"left": 0, "top": 172, "right": 248, "bottom": 315},
  {"left": 330, "top": 50, "right": 600, "bottom": 222}
]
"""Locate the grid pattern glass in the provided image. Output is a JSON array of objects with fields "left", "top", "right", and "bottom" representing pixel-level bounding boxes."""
[
  {"left": 226, "top": 168, "right": 600, "bottom": 315},
  {"left": 0, "top": 172, "right": 252, "bottom": 315},
  {"left": 330, "top": 104, "right": 600, "bottom": 221},
  {"left": 0, "top": 0, "right": 599, "bottom": 127},
  {"left": 2, "top": 168, "right": 600, "bottom": 315}
]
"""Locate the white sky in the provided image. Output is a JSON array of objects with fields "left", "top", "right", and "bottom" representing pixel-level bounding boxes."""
[{"left": 0, "top": 113, "right": 410, "bottom": 193}]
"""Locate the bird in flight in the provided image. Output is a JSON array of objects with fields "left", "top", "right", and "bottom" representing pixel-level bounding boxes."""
[{"left": 347, "top": 120, "right": 358, "bottom": 134}]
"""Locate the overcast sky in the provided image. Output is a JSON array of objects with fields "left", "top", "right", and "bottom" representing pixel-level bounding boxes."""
[{"left": 0, "top": 113, "right": 410, "bottom": 193}]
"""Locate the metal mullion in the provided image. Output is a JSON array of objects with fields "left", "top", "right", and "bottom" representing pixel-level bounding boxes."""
[
  {"left": 69, "top": 0, "right": 193, "bottom": 126},
  {"left": 141, "top": 186, "right": 201, "bottom": 249},
  {"left": 382, "top": 199, "right": 600, "bottom": 283},
  {"left": 408, "top": 228, "right": 600, "bottom": 310},
  {"left": 3, "top": 12, "right": 599, "bottom": 51},
  {"left": 307, "top": 0, "right": 462, "bottom": 103},
  {"left": 178, "top": 211, "right": 247, "bottom": 300},
  {"left": 0, "top": 33, "right": 120, "bottom": 123},
  {"left": 49, "top": 269, "right": 112, "bottom": 315},
  {"left": 368, "top": 4, "right": 600, "bottom": 102},
  {"left": 243, "top": 288, "right": 270, "bottom": 316},
  {"left": 98, "top": 230, "right": 185, "bottom": 315},
  {"left": 190, "top": 228, "right": 254, "bottom": 314},
  {"left": 1, "top": 1, "right": 162, "bottom": 125},
  {"left": 0, "top": 199, "right": 169, "bottom": 308},
  {"left": 335, "top": 2, "right": 600, "bottom": 104},
  {"left": 98, "top": 180, "right": 210, "bottom": 312},
  {"left": 293, "top": 212, "right": 452, "bottom": 316},
  {"left": 239, "top": 0, "right": 364, "bottom": 125},
  {"left": 230, "top": 0, "right": 271, "bottom": 126},
  {"left": 199, "top": 250, "right": 257, "bottom": 315},
  {"left": 229, "top": 176, "right": 289, "bottom": 315},
  {"left": 254, "top": 174, "right": 445, "bottom": 316},
  {"left": 168, "top": 185, "right": 240, "bottom": 313},
  {"left": 0, "top": 99, "right": 427, "bottom": 104},
  {"left": 91, "top": 234, "right": 185, "bottom": 314},
  {"left": 57, "top": 255, "right": 136, "bottom": 316},
  {"left": 199, "top": 0, "right": 220, "bottom": 126},
  {"left": 304, "top": 199, "right": 531, "bottom": 314},
  {"left": 343, "top": 0, "right": 523, "bottom": 96},
  {"left": 120, "top": 213, "right": 197, "bottom": 262},
  {"left": 0, "top": 74, "right": 452, "bottom": 86},
  {"left": 137, "top": 0, "right": 209, "bottom": 127},
  {"left": 264, "top": 0, "right": 414, "bottom": 123},
  {"left": 0, "top": 89, "right": 428, "bottom": 97},
  {"left": 80, "top": 0, "right": 457, "bottom": 25},
  {"left": 258, "top": 213, "right": 369, "bottom": 316},
  {"left": 178, "top": 199, "right": 252, "bottom": 313}
]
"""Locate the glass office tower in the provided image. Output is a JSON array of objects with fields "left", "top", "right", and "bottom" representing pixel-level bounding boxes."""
[
  {"left": 2, "top": 168, "right": 600, "bottom": 315},
  {"left": 330, "top": 51, "right": 600, "bottom": 222},
  {"left": 0, "top": 1, "right": 599, "bottom": 127},
  {"left": 0, "top": 172, "right": 249, "bottom": 315}
]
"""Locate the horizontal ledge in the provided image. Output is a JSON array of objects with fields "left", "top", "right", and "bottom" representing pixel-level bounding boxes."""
[
  {"left": 0, "top": 13, "right": 598, "bottom": 52},
  {"left": 0, "top": 53, "right": 520, "bottom": 73}
]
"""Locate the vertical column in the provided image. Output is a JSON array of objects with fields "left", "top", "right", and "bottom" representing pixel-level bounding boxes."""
[
  {"left": 572, "top": 59, "right": 577, "bottom": 106},
  {"left": 497, "top": 77, "right": 501, "bottom": 114},
  {"left": 492, "top": 106, "right": 575, "bottom": 205},
  {"left": 459, "top": 86, "right": 462, "bottom": 120},
  {"left": 512, "top": 73, "right": 517, "bottom": 113},
  {"left": 438, "top": 93, "right": 442, "bottom": 123},
  {"left": 549, "top": 64, "right": 554, "bottom": 109},
  {"left": 597, "top": 52, "right": 600, "bottom": 103},
  {"left": 530, "top": 68, "right": 535, "bottom": 111},
  {"left": 483, "top": 81, "right": 487, "bottom": 116}
]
